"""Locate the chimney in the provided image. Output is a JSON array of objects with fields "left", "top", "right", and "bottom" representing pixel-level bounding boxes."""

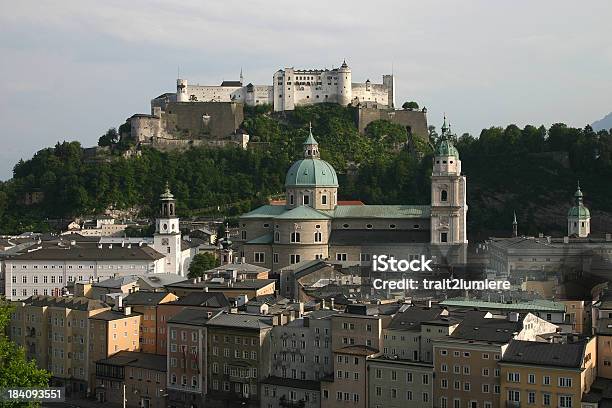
[
  {"left": 606, "top": 234, "right": 611, "bottom": 242},
  {"left": 322, "top": 299, "right": 326, "bottom": 309},
  {"left": 192, "top": 278, "right": 197, "bottom": 284},
  {"left": 117, "top": 295, "right": 123, "bottom": 310},
  {"left": 197, "top": 276, "right": 202, "bottom": 282},
  {"left": 109, "top": 244, "right": 113, "bottom": 249},
  {"left": 330, "top": 298, "right": 335, "bottom": 310},
  {"left": 507, "top": 312, "right": 519, "bottom": 322},
  {"left": 563, "top": 236, "right": 569, "bottom": 244},
  {"left": 124, "top": 306, "right": 131, "bottom": 316},
  {"left": 204, "top": 287, "right": 209, "bottom": 292},
  {"left": 241, "top": 257, "right": 246, "bottom": 264}
]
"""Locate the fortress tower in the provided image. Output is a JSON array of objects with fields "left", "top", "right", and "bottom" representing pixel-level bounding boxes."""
[{"left": 337, "top": 60, "right": 352, "bottom": 106}]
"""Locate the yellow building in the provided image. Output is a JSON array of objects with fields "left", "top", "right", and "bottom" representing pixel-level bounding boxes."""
[
  {"left": 9, "top": 295, "right": 110, "bottom": 396},
  {"left": 499, "top": 337, "right": 596, "bottom": 408}
]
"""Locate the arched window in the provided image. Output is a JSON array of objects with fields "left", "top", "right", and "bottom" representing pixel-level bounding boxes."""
[
  {"left": 274, "top": 232, "right": 280, "bottom": 242},
  {"left": 441, "top": 190, "right": 448, "bottom": 202}
]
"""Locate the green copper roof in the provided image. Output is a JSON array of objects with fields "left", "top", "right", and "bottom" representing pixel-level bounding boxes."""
[
  {"left": 303, "top": 131, "right": 318, "bottom": 146},
  {"left": 274, "top": 205, "right": 331, "bottom": 220},
  {"left": 441, "top": 298, "right": 565, "bottom": 312},
  {"left": 323, "top": 205, "right": 431, "bottom": 219},
  {"left": 436, "top": 138, "right": 459, "bottom": 159},
  {"left": 568, "top": 205, "right": 590, "bottom": 219},
  {"left": 240, "top": 205, "right": 287, "bottom": 219},
  {"left": 285, "top": 158, "right": 338, "bottom": 188}
]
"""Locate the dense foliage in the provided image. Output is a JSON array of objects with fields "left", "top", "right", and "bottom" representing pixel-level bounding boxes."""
[
  {"left": 1, "top": 104, "right": 611, "bottom": 238},
  {"left": 188, "top": 253, "right": 221, "bottom": 279},
  {"left": 0, "top": 301, "right": 50, "bottom": 408}
]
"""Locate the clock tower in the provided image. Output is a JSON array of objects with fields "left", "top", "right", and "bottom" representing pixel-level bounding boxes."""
[{"left": 153, "top": 184, "right": 183, "bottom": 275}]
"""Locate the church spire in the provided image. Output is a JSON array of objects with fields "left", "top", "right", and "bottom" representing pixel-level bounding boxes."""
[{"left": 303, "top": 122, "right": 320, "bottom": 158}]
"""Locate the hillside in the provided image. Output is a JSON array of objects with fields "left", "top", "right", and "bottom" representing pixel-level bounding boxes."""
[
  {"left": 1, "top": 104, "right": 611, "bottom": 240},
  {"left": 593, "top": 112, "right": 612, "bottom": 132}
]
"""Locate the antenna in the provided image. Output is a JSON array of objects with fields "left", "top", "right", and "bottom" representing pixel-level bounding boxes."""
[{"left": 177, "top": 66, "right": 180, "bottom": 79}]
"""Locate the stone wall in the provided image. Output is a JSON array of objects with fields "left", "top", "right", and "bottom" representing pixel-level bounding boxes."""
[{"left": 355, "top": 105, "right": 428, "bottom": 140}]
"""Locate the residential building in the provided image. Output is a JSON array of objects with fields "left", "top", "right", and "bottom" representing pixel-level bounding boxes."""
[
  {"left": 94, "top": 350, "right": 167, "bottom": 408},
  {"left": 123, "top": 291, "right": 178, "bottom": 354},
  {"left": 367, "top": 357, "right": 433, "bottom": 408},
  {"left": 9, "top": 295, "right": 110, "bottom": 396},
  {"left": 499, "top": 337, "right": 596, "bottom": 408},
  {"left": 206, "top": 312, "right": 273, "bottom": 408},
  {"left": 165, "top": 278, "right": 276, "bottom": 299},
  {"left": 432, "top": 311, "right": 558, "bottom": 408}
]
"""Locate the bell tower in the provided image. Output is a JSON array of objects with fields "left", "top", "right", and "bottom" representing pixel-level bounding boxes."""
[
  {"left": 153, "top": 184, "right": 183, "bottom": 275},
  {"left": 567, "top": 182, "right": 590, "bottom": 237},
  {"left": 430, "top": 116, "right": 468, "bottom": 245}
]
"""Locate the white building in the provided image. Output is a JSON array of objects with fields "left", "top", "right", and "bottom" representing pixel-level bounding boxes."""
[
  {"left": 171, "top": 61, "right": 394, "bottom": 112},
  {"left": 4, "top": 187, "right": 195, "bottom": 301}
]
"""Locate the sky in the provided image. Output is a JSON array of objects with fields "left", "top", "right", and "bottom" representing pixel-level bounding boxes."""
[{"left": 0, "top": 0, "right": 610, "bottom": 179}]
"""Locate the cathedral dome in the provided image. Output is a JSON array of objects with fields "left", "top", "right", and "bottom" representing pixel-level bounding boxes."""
[
  {"left": 285, "top": 158, "right": 338, "bottom": 188},
  {"left": 436, "top": 138, "right": 459, "bottom": 159},
  {"left": 568, "top": 205, "right": 590, "bottom": 219}
]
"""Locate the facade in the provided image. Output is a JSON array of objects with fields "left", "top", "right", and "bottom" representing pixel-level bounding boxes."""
[
  {"left": 432, "top": 311, "right": 558, "bottom": 408},
  {"left": 237, "top": 120, "right": 467, "bottom": 273},
  {"left": 205, "top": 313, "right": 273, "bottom": 407},
  {"left": 171, "top": 61, "right": 394, "bottom": 112},
  {"left": 499, "top": 337, "right": 597, "bottom": 408},
  {"left": 367, "top": 357, "right": 433, "bottom": 408},
  {"left": 166, "top": 308, "right": 217, "bottom": 408},
  {"left": 9, "top": 295, "right": 110, "bottom": 396},
  {"left": 94, "top": 351, "right": 167, "bottom": 408},
  {"left": 123, "top": 291, "right": 178, "bottom": 354}
]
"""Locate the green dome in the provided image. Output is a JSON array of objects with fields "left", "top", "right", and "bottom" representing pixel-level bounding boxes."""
[
  {"left": 568, "top": 205, "right": 590, "bottom": 219},
  {"left": 285, "top": 158, "right": 338, "bottom": 188},
  {"left": 436, "top": 138, "right": 459, "bottom": 159}
]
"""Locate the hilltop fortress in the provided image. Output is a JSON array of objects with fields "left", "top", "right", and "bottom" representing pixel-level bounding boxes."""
[{"left": 129, "top": 61, "right": 428, "bottom": 149}]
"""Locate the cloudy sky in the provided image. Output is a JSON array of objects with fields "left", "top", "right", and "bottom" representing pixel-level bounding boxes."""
[{"left": 0, "top": 0, "right": 610, "bottom": 179}]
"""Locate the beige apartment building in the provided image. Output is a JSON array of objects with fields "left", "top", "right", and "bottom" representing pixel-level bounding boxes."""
[
  {"left": 499, "top": 337, "right": 596, "bottom": 408},
  {"left": 432, "top": 311, "right": 558, "bottom": 408},
  {"left": 10, "top": 295, "right": 111, "bottom": 396},
  {"left": 88, "top": 308, "right": 141, "bottom": 390}
]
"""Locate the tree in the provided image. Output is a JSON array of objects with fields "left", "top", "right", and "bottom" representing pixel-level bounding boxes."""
[
  {"left": 187, "top": 252, "right": 221, "bottom": 278},
  {"left": 402, "top": 101, "right": 419, "bottom": 111},
  {"left": 98, "top": 128, "right": 120, "bottom": 147},
  {"left": 0, "top": 300, "right": 50, "bottom": 408}
]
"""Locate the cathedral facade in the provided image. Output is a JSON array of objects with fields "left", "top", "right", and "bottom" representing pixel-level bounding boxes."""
[{"left": 236, "top": 119, "right": 467, "bottom": 273}]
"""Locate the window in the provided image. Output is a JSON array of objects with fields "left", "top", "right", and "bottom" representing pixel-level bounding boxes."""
[
  {"left": 508, "top": 390, "right": 520, "bottom": 402},
  {"left": 528, "top": 373, "right": 535, "bottom": 384},
  {"left": 273, "top": 253, "right": 279, "bottom": 264},
  {"left": 336, "top": 253, "right": 347, "bottom": 261},
  {"left": 322, "top": 195, "right": 327, "bottom": 205},
  {"left": 360, "top": 253, "right": 371, "bottom": 262},
  {"left": 543, "top": 393, "right": 551, "bottom": 406},
  {"left": 559, "top": 396, "right": 572, "bottom": 408},
  {"left": 274, "top": 231, "right": 280, "bottom": 242},
  {"left": 441, "top": 190, "right": 448, "bottom": 202},
  {"left": 528, "top": 392, "right": 535, "bottom": 404},
  {"left": 290, "top": 254, "right": 301, "bottom": 264},
  {"left": 314, "top": 232, "right": 322, "bottom": 242},
  {"left": 303, "top": 195, "right": 310, "bottom": 205},
  {"left": 289, "top": 194, "right": 294, "bottom": 205},
  {"left": 290, "top": 232, "right": 301, "bottom": 243},
  {"left": 441, "top": 232, "right": 448, "bottom": 243},
  {"left": 508, "top": 372, "right": 520, "bottom": 382},
  {"left": 543, "top": 375, "right": 550, "bottom": 385},
  {"left": 559, "top": 377, "right": 572, "bottom": 387},
  {"left": 254, "top": 252, "right": 265, "bottom": 263}
]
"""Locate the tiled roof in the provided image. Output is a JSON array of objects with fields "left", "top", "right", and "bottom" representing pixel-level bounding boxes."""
[
  {"left": 97, "top": 350, "right": 166, "bottom": 372},
  {"left": 123, "top": 291, "right": 171, "bottom": 306},
  {"left": 450, "top": 311, "right": 522, "bottom": 343},
  {"left": 441, "top": 298, "right": 565, "bottom": 312},
  {"left": 171, "top": 292, "right": 229, "bottom": 308},
  {"left": 22, "top": 295, "right": 108, "bottom": 311},
  {"left": 501, "top": 339, "right": 588, "bottom": 368},
  {"left": 168, "top": 307, "right": 220, "bottom": 326},
  {"left": 240, "top": 205, "right": 287, "bottom": 219},
  {"left": 324, "top": 205, "right": 430, "bottom": 219},
  {"left": 11, "top": 245, "right": 165, "bottom": 261},
  {"left": 90, "top": 310, "right": 139, "bottom": 321},
  {"left": 388, "top": 306, "right": 445, "bottom": 331},
  {"left": 167, "top": 279, "right": 276, "bottom": 291},
  {"left": 93, "top": 276, "right": 138, "bottom": 289},
  {"left": 206, "top": 312, "right": 272, "bottom": 330}
]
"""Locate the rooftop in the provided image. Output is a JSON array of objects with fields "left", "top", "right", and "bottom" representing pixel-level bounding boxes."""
[
  {"left": 21, "top": 295, "right": 108, "bottom": 311},
  {"left": 501, "top": 339, "right": 588, "bottom": 368},
  {"left": 441, "top": 298, "right": 565, "bottom": 312},
  {"left": 97, "top": 350, "right": 166, "bottom": 372},
  {"left": 123, "top": 291, "right": 172, "bottom": 306},
  {"left": 90, "top": 310, "right": 139, "bottom": 321},
  {"left": 11, "top": 244, "right": 165, "bottom": 261},
  {"left": 449, "top": 311, "right": 522, "bottom": 343},
  {"left": 168, "top": 307, "right": 220, "bottom": 326},
  {"left": 207, "top": 312, "right": 273, "bottom": 330}
]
